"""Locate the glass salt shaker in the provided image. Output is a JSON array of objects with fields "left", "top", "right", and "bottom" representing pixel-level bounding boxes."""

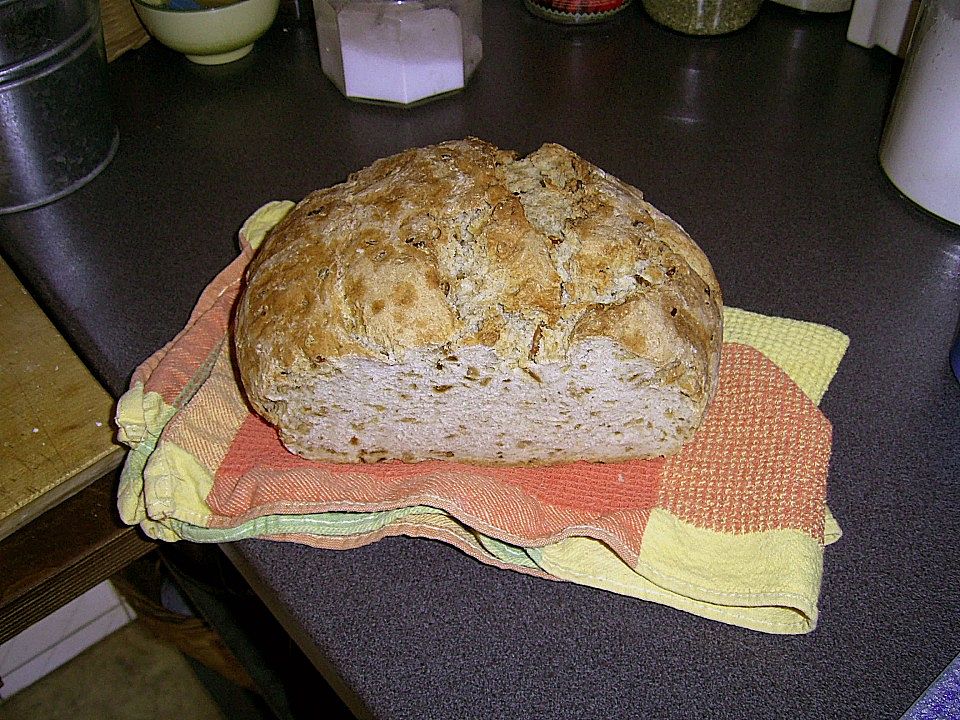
[{"left": 313, "top": 0, "right": 483, "bottom": 106}]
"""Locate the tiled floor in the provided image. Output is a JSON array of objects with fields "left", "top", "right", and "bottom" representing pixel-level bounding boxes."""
[
  {"left": 0, "top": 582, "right": 133, "bottom": 698},
  {"left": 1, "top": 564, "right": 354, "bottom": 720},
  {"left": 0, "top": 620, "right": 224, "bottom": 720}
]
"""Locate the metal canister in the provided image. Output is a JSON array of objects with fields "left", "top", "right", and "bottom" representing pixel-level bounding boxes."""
[{"left": 0, "top": 0, "right": 119, "bottom": 214}]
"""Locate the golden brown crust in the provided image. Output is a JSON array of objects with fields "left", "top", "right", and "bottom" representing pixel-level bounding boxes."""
[{"left": 234, "top": 139, "right": 723, "bottom": 441}]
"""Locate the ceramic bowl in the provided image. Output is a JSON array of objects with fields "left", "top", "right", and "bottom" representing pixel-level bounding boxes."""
[{"left": 132, "top": 0, "right": 281, "bottom": 65}]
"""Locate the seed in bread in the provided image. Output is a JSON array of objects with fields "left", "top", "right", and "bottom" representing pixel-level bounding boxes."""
[{"left": 234, "top": 138, "right": 723, "bottom": 465}]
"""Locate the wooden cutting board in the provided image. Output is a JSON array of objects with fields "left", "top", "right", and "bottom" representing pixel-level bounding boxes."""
[{"left": 0, "top": 258, "right": 124, "bottom": 542}]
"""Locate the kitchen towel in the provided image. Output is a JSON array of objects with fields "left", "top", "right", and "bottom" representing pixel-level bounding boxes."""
[{"left": 116, "top": 202, "right": 849, "bottom": 634}]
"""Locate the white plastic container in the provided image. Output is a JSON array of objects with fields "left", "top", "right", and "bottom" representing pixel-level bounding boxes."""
[
  {"left": 879, "top": 0, "right": 960, "bottom": 225},
  {"left": 847, "top": 0, "right": 919, "bottom": 56},
  {"left": 314, "top": 0, "right": 482, "bottom": 106}
]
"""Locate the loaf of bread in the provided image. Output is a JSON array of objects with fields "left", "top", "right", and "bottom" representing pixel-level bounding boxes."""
[{"left": 234, "top": 139, "right": 723, "bottom": 465}]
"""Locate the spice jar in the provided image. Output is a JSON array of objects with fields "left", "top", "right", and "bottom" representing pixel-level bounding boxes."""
[
  {"left": 523, "top": 0, "right": 633, "bottom": 24},
  {"left": 642, "top": 0, "right": 762, "bottom": 35},
  {"left": 314, "top": 0, "right": 482, "bottom": 106}
]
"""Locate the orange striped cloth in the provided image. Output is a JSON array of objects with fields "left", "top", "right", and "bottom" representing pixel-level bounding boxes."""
[
  {"left": 198, "top": 340, "right": 830, "bottom": 565},
  {"left": 116, "top": 204, "right": 847, "bottom": 633}
]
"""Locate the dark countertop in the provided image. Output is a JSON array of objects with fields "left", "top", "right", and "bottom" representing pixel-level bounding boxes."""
[{"left": 3, "top": 2, "right": 959, "bottom": 718}]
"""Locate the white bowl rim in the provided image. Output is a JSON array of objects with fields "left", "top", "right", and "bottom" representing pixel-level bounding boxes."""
[{"left": 132, "top": 0, "right": 275, "bottom": 15}]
